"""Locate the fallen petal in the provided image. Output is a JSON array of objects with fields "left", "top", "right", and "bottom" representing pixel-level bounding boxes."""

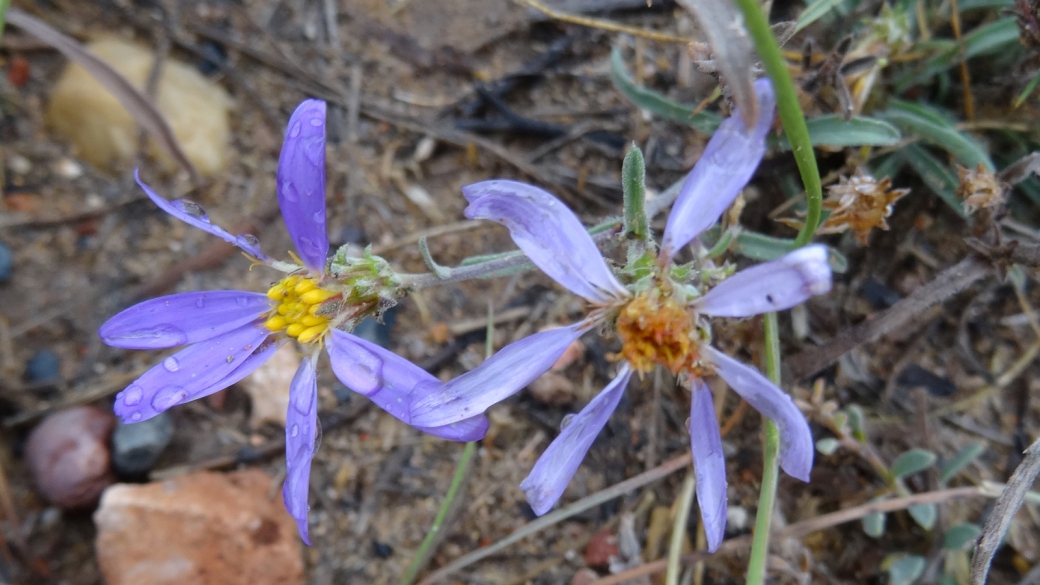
[
  {"left": 694, "top": 245, "right": 832, "bottom": 318},
  {"left": 703, "top": 346, "right": 813, "bottom": 481},
  {"left": 661, "top": 79, "right": 775, "bottom": 260},
  {"left": 100, "top": 291, "right": 269, "bottom": 349},
  {"left": 410, "top": 324, "right": 587, "bottom": 428},
  {"left": 276, "top": 99, "right": 329, "bottom": 271},
  {"left": 520, "top": 364, "right": 632, "bottom": 515},
  {"left": 463, "top": 180, "right": 627, "bottom": 303},
  {"left": 688, "top": 377, "right": 726, "bottom": 552}
]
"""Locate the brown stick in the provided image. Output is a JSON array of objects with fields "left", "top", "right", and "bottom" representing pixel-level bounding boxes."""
[{"left": 786, "top": 255, "right": 992, "bottom": 380}]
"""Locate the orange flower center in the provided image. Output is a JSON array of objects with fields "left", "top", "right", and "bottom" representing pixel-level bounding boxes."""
[{"left": 615, "top": 289, "right": 698, "bottom": 374}]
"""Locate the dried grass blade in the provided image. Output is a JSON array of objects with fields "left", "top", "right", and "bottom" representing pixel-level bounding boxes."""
[{"left": 5, "top": 8, "right": 199, "bottom": 179}]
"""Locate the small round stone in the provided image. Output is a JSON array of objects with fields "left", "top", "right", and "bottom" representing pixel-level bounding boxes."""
[
  {"left": 111, "top": 411, "right": 175, "bottom": 476},
  {"left": 25, "top": 349, "right": 60, "bottom": 383},
  {"left": 0, "top": 242, "right": 12, "bottom": 282},
  {"left": 24, "top": 406, "right": 116, "bottom": 508}
]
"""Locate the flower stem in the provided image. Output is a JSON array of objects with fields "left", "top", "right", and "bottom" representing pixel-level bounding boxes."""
[
  {"left": 746, "top": 312, "right": 783, "bottom": 585},
  {"left": 732, "top": 0, "right": 822, "bottom": 246},
  {"left": 400, "top": 440, "right": 477, "bottom": 585},
  {"left": 665, "top": 470, "right": 697, "bottom": 585}
]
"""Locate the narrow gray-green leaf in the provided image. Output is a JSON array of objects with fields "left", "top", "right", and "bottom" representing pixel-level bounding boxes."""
[
  {"left": 771, "top": 115, "right": 902, "bottom": 150},
  {"left": 795, "top": 0, "right": 846, "bottom": 32},
  {"left": 863, "top": 507, "right": 887, "bottom": 537},
  {"left": 887, "top": 554, "right": 927, "bottom": 585},
  {"left": 622, "top": 145, "right": 648, "bottom": 241},
  {"left": 609, "top": 47, "right": 722, "bottom": 134},
  {"left": 891, "top": 448, "right": 938, "bottom": 478},
  {"left": 909, "top": 503, "right": 937, "bottom": 530},
  {"left": 882, "top": 101, "right": 994, "bottom": 170},
  {"left": 674, "top": 0, "right": 758, "bottom": 128},
  {"left": 5, "top": 8, "right": 199, "bottom": 179},
  {"left": 731, "top": 231, "right": 849, "bottom": 273},
  {"left": 846, "top": 404, "right": 866, "bottom": 441},
  {"left": 897, "top": 17, "right": 1020, "bottom": 90},
  {"left": 897, "top": 143, "right": 965, "bottom": 215},
  {"left": 940, "top": 443, "right": 986, "bottom": 483},
  {"left": 944, "top": 523, "right": 982, "bottom": 550}
]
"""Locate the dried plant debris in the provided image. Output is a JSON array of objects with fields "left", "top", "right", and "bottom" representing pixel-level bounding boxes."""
[
  {"left": 957, "top": 164, "right": 1007, "bottom": 215},
  {"left": 780, "top": 171, "right": 909, "bottom": 244}
]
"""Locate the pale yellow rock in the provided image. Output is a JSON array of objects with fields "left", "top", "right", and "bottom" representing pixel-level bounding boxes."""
[
  {"left": 45, "top": 37, "right": 231, "bottom": 176},
  {"left": 240, "top": 343, "right": 299, "bottom": 428}
]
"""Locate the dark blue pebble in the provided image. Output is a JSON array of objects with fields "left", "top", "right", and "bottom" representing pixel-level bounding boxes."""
[
  {"left": 25, "top": 350, "right": 60, "bottom": 383},
  {"left": 111, "top": 411, "right": 175, "bottom": 475},
  {"left": 372, "top": 540, "right": 393, "bottom": 558},
  {"left": 0, "top": 241, "right": 12, "bottom": 282}
]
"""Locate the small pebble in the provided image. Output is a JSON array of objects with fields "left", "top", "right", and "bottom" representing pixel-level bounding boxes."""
[
  {"left": 25, "top": 406, "right": 116, "bottom": 508},
  {"left": 197, "top": 42, "right": 226, "bottom": 76},
  {"left": 584, "top": 529, "right": 619, "bottom": 566},
  {"left": 7, "top": 154, "right": 31, "bottom": 175},
  {"left": 25, "top": 349, "right": 60, "bottom": 383},
  {"left": 0, "top": 242, "right": 11, "bottom": 282},
  {"left": 53, "top": 157, "right": 83, "bottom": 179},
  {"left": 372, "top": 540, "right": 393, "bottom": 558},
  {"left": 111, "top": 411, "right": 174, "bottom": 475}
]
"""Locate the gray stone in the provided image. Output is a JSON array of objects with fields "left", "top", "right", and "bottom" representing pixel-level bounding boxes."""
[{"left": 111, "top": 412, "right": 174, "bottom": 475}]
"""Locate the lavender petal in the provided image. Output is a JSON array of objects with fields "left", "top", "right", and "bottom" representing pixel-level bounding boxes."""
[
  {"left": 283, "top": 353, "right": 318, "bottom": 545},
  {"left": 136, "top": 170, "right": 269, "bottom": 262},
  {"left": 520, "top": 364, "right": 632, "bottom": 515},
  {"left": 660, "top": 79, "right": 776, "bottom": 260},
  {"left": 689, "top": 377, "right": 727, "bottom": 552},
  {"left": 409, "top": 324, "right": 587, "bottom": 428},
  {"left": 703, "top": 346, "right": 813, "bottom": 481},
  {"left": 463, "top": 180, "right": 627, "bottom": 303},
  {"left": 100, "top": 291, "right": 270, "bottom": 349},
  {"left": 113, "top": 324, "right": 272, "bottom": 424},
  {"left": 327, "top": 330, "right": 489, "bottom": 441},
  {"left": 694, "top": 245, "right": 832, "bottom": 318},
  {"left": 276, "top": 99, "right": 329, "bottom": 271}
]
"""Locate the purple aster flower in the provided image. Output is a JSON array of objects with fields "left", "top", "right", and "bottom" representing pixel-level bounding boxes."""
[
  {"left": 99, "top": 100, "right": 488, "bottom": 544},
  {"left": 408, "top": 79, "right": 831, "bottom": 552}
]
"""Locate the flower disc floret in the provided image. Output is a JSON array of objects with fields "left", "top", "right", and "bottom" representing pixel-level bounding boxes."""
[
  {"left": 263, "top": 276, "right": 339, "bottom": 343},
  {"left": 616, "top": 287, "right": 699, "bottom": 375}
]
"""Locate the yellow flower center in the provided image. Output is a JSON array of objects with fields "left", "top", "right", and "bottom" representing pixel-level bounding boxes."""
[
  {"left": 615, "top": 288, "right": 698, "bottom": 375},
  {"left": 263, "top": 276, "right": 338, "bottom": 344}
]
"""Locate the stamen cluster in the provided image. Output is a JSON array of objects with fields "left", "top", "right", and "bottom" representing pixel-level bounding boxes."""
[{"left": 264, "top": 276, "right": 338, "bottom": 343}]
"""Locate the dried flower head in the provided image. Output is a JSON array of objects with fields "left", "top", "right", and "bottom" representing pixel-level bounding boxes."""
[
  {"left": 780, "top": 171, "right": 908, "bottom": 244},
  {"left": 957, "top": 163, "right": 1006, "bottom": 214}
]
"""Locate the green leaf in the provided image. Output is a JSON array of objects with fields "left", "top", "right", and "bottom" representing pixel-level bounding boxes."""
[
  {"left": 881, "top": 101, "right": 994, "bottom": 170},
  {"left": 795, "top": 0, "right": 845, "bottom": 31},
  {"left": 909, "top": 503, "right": 937, "bottom": 530},
  {"left": 886, "top": 554, "right": 926, "bottom": 585},
  {"left": 863, "top": 507, "right": 886, "bottom": 537},
  {"left": 897, "top": 143, "right": 965, "bottom": 214},
  {"left": 731, "top": 231, "right": 849, "bottom": 273},
  {"left": 896, "top": 17, "right": 1020, "bottom": 89},
  {"left": 845, "top": 404, "right": 866, "bottom": 441},
  {"left": 622, "top": 145, "right": 648, "bottom": 241},
  {"left": 771, "top": 115, "right": 902, "bottom": 150},
  {"left": 609, "top": 47, "right": 722, "bottom": 134},
  {"left": 1016, "top": 70, "right": 1040, "bottom": 107},
  {"left": 940, "top": 443, "right": 986, "bottom": 483},
  {"left": 943, "top": 523, "right": 982, "bottom": 550},
  {"left": 816, "top": 438, "right": 841, "bottom": 455},
  {"left": 891, "top": 448, "right": 938, "bottom": 478}
]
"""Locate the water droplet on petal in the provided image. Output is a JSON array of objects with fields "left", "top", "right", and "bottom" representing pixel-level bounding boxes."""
[
  {"left": 309, "top": 117, "right": 323, "bottom": 127},
  {"left": 236, "top": 296, "right": 249, "bottom": 307},
  {"left": 237, "top": 234, "right": 261, "bottom": 249},
  {"left": 162, "top": 356, "right": 180, "bottom": 372},
  {"left": 290, "top": 424, "right": 300, "bottom": 437},
  {"left": 281, "top": 181, "right": 299, "bottom": 203},
  {"left": 130, "top": 412, "right": 142, "bottom": 422},
  {"left": 175, "top": 200, "right": 210, "bottom": 222},
  {"left": 291, "top": 121, "right": 302, "bottom": 138},
  {"left": 195, "top": 297, "right": 205, "bottom": 309},
  {"left": 560, "top": 413, "right": 576, "bottom": 430},
  {"left": 151, "top": 386, "right": 187, "bottom": 411},
  {"left": 312, "top": 211, "right": 324, "bottom": 224},
  {"left": 344, "top": 362, "right": 381, "bottom": 395},
  {"left": 122, "top": 385, "right": 143, "bottom": 406}
]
